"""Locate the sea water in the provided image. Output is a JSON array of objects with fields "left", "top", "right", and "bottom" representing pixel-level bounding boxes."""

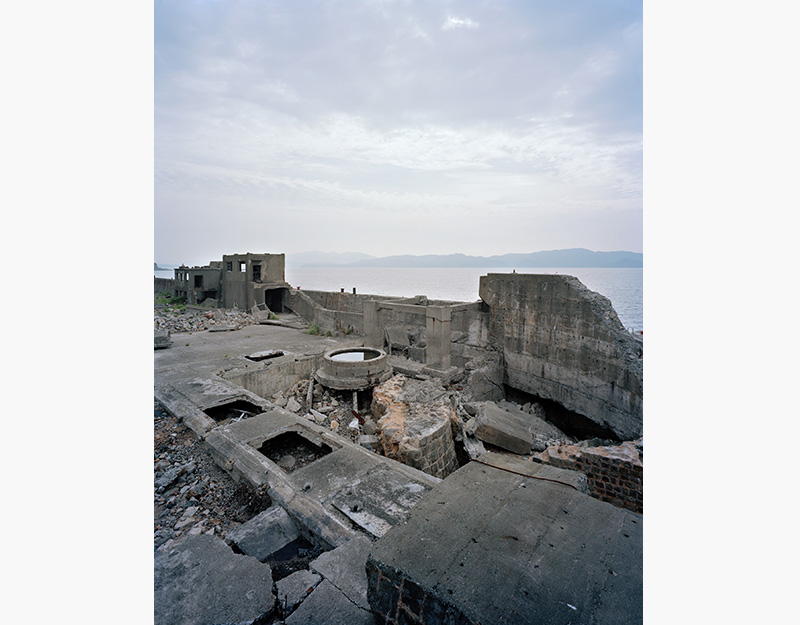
[{"left": 155, "top": 266, "right": 643, "bottom": 332}]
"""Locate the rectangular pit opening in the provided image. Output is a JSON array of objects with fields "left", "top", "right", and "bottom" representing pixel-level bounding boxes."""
[
  {"left": 203, "top": 399, "right": 262, "bottom": 425},
  {"left": 256, "top": 431, "right": 333, "bottom": 474}
]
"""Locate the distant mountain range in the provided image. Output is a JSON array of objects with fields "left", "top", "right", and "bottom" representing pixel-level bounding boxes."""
[{"left": 291, "top": 248, "right": 642, "bottom": 268}]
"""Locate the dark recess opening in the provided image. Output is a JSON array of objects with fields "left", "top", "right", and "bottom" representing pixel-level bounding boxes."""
[
  {"left": 503, "top": 385, "right": 620, "bottom": 442},
  {"left": 265, "top": 288, "right": 284, "bottom": 313},
  {"left": 256, "top": 431, "right": 333, "bottom": 473},
  {"left": 203, "top": 399, "right": 262, "bottom": 424},
  {"left": 194, "top": 275, "right": 203, "bottom": 288}
]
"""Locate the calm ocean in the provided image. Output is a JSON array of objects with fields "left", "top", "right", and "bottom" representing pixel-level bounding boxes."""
[{"left": 155, "top": 266, "right": 643, "bottom": 332}]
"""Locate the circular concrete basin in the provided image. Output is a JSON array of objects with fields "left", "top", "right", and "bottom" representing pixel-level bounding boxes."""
[{"left": 315, "top": 347, "right": 393, "bottom": 391}]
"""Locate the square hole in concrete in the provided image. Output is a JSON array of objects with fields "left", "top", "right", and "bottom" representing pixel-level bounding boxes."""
[
  {"left": 203, "top": 399, "right": 262, "bottom": 424},
  {"left": 256, "top": 431, "right": 333, "bottom": 473}
]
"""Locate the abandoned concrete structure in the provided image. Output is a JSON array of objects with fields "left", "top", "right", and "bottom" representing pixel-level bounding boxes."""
[
  {"left": 172, "top": 252, "right": 288, "bottom": 310},
  {"left": 155, "top": 254, "right": 643, "bottom": 624}
]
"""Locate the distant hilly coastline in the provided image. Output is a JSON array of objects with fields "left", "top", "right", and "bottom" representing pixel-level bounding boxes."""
[{"left": 292, "top": 248, "right": 642, "bottom": 269}]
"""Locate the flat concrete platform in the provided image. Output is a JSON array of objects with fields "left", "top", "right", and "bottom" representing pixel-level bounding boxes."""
[
  {"left": 366, "top": 455, "right": 642, "bottom": 625},
  {"left": 154, "top": 323, "right": 362, "bottom": 436}
]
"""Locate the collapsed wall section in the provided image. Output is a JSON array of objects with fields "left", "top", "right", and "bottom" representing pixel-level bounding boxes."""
[
  {"left": 479, "top": 273, "right": 642, "bottom": 440},
  {"left": 534, "top": 440, "right": 643, "bottom": 513},
  {"left": 371, "top": 375, "right": 459, "bottom": 479}
]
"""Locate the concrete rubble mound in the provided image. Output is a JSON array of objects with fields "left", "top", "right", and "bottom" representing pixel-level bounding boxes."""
[{"left": 154, "top": 307, "right": 257, "bottom": 334}]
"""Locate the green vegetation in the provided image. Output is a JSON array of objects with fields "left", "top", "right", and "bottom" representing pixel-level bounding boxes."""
[
  {"left": 306, "top": 322, "right": 320, "bottom": 335},
  {"left": 269, "top": 312, "right": 279, "bottom": 320},
  {"left": 344, "top": 326, "right": 353, "bottom": 335},
  {"left": 155, "top": 291, "right": 186, "bottom": 313}
]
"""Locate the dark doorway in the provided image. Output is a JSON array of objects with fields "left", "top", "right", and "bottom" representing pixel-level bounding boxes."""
[{"left": 265, "top": 288, "right": 284, "bottom": 313}]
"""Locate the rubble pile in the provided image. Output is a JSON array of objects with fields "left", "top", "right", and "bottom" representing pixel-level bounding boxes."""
[
  {"left": 153, "top": 307, "right": 257, "bottom": 334},
  {"left": 271, "top": 378, "right": 378, "bottom": 446},
  {"left": 154, "top": 402, "right": 271, "bottom": 554}
]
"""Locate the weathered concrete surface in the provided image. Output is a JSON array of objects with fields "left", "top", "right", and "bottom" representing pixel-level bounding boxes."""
[
  {"left": 204, "top": 409, "right": 440, "bottom": 548},
  {"left": 154, "top": 323, "right": 360, "bottom": 436},
  {"left": 226, "top": 505, "right": 301, "bottom": 562},
  {"left": 371, "top": 375, "right": 459, "bottom": 479},
  {"left": 277, "top": 569, "right": 322, "bottom": 614},
  {"left": 310, "top": 535, "right": 373, "bottom": 610},
  {"left": 154, "top": 534, "right": 276, "bottom": 625},
  {"left": 468, "top": 400, "right": 567, "bottom": 455},
  {"left": 367, "top": 456, "right": 642, "bottom": 625},
  {"left": 285, "top": 579, "right": 376, "bottom": 625},
  {"left": 479, "top": 273, "right": 643, "bottom": 440}
]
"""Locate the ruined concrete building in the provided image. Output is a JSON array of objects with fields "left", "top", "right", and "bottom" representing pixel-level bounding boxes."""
[
  {"left": 155, "top": 251, "right": 643, "bottom": 624},
  {"left": 172, "top": 252, "right": 288, "bottom": 310}
]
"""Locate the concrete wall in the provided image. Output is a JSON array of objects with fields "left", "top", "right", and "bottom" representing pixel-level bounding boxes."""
[
  {"left": 222, "top": 354, "right": 322, "bottom": 400},
  {"left": 479, "top": 273, "right": 642, "bottom": 440},
  {"left": 154, "top": 277, "right": 175, "bottom": 295}
]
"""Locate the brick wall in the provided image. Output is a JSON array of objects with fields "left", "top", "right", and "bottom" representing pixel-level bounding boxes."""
[
  {"left": 533, "top": 440, "right": 643, "bottom": 513},
  {"left": 366, "top": 557, "right": 476, "bottom": 625}
]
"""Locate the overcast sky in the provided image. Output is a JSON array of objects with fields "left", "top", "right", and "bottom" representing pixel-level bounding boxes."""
[{"left": 155, "top": 0, "right": 642, "bottom": 266}]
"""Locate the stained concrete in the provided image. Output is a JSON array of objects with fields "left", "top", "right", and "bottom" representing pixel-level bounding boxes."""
[
  {"left": 479, "top": 273, "right": 643, "bottom": 440},
  {"left": 154, "top": 534, "right": 276, "bottom": 625},
  {"left": 226, "top": 505, "right": 301, "bottom": 562},
  {"left": 367, "top": 455, "right": 641, "bottom": 625},
  {"left": 468, "top": 400, "right": 567, "bottom": 455},
  {"left": 204, "top": 409, "right": 440, "bottom": 548},
  {"left": 285, "top": 579, "right": 376, "bottom": 625}
]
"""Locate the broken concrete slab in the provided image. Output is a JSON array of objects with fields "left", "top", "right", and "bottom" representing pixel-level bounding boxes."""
[
  {"left": 366, "top": 456, "right": 641, "bottom": 625},
  {"left": 154, "top": 534, "right": 276, "bottom": 625},
  {"left": 469, "top": 400, "right": 566, "bottom": 455},
  {"left": 285, "top": 579, "right": 376, "bottom": 625},
  {"left": 226, "top": 505, "right": 301, "bottom": 562},
  {"left": 154, "top": 329, "right": 172, "bottom": 349},
  {"left": 310, "top": 535, "right": 372, "bottom": 611},
  {"left": 204, "top": 409, "right": 440, "bottom": 549},
  {"left": 277, "top": 569, "right": 322, "bottom": 615}
]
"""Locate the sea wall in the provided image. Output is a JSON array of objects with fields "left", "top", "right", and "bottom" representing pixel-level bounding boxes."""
[{"left": 479, "top": 273, "right": 642, "bottom": 440}]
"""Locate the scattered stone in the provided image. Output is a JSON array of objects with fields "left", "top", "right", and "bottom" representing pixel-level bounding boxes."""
[
  {"left": 278, "top": 455, "right": 297, "bottom": 470},
  {"left": 285, "top": 397, "right": 302, "bottom": 413}
]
